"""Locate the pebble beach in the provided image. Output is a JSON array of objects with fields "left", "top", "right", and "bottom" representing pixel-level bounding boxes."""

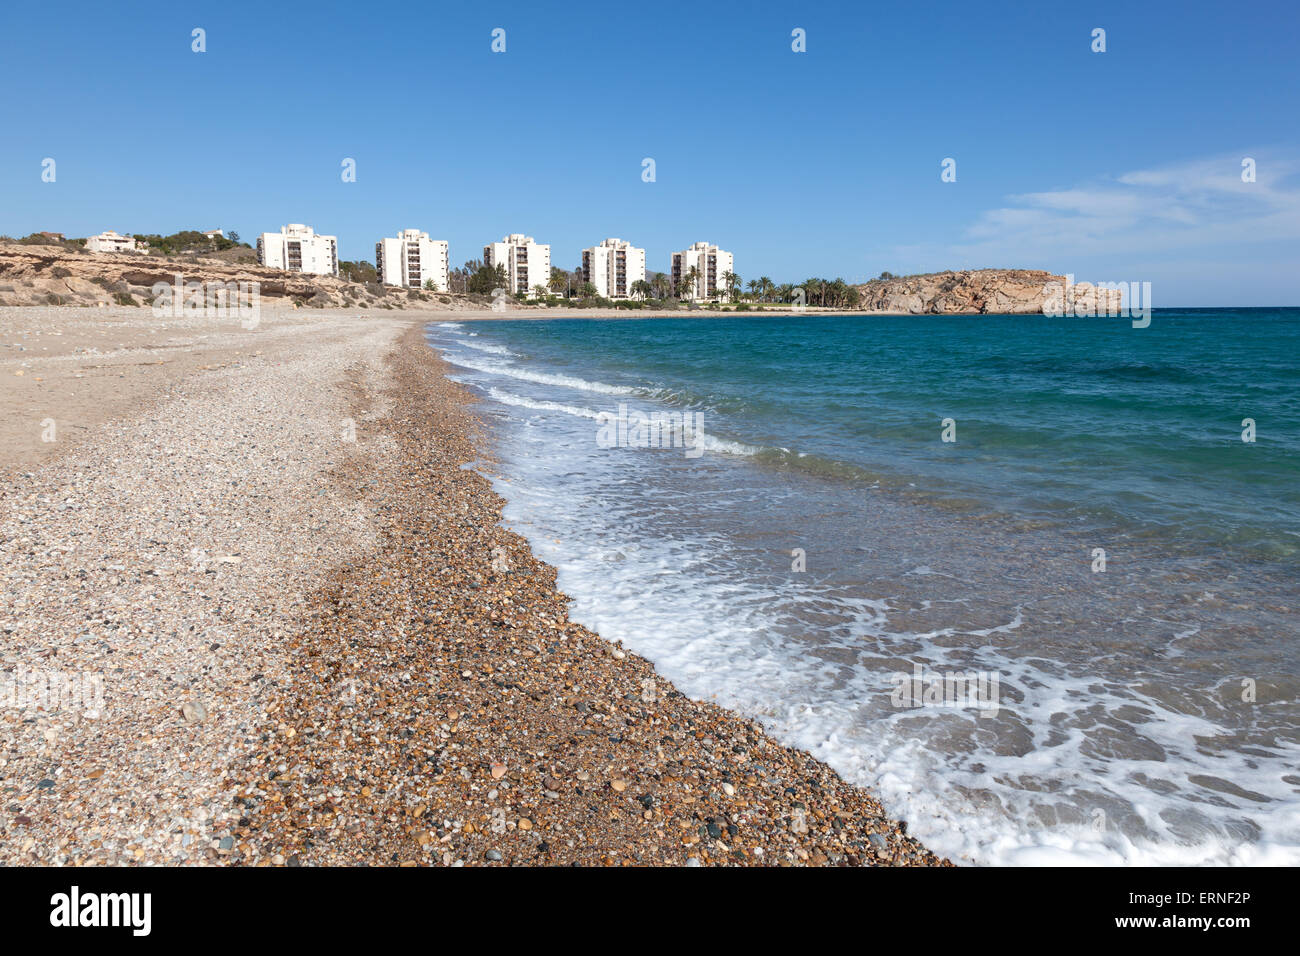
[{"left": 0, "top": 307, "right": 948, "bottom": 867}]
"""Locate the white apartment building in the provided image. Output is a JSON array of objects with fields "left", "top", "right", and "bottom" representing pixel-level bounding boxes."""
[
  {"left": 85, "top": 231, "right": 137, "bottom": 254},
  {"left": 671, "top": 241, "right": 734, "bottom": 301},
  {"left": 256, "top": 224, "right": 338, "bottom": 276},
  {"left": 376, "top": 229, "right": 449, "bottom": 291},
  {"left": 483, "top": 234, "right": 551, "bottom": 297},
  {"left": 581, "top": 238, "right": 646, "bottom": 299}
]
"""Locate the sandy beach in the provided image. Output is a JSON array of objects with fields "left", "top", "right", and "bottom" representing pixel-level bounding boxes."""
[{"left": 0, "top": 306, "right": 946, "bottom": 866}]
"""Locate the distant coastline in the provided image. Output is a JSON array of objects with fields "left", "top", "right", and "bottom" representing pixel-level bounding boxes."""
[{"left": 0, "top": 237, "right": 1123, "bottom": 317}]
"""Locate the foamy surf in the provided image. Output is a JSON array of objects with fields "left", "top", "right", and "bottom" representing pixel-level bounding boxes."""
[
  {"left": 485, "top": 455, "right": 1300, "bottom": 866},
  {"left": 485, "top": 386, "right": 762, "bottom": 456},
  {"left": 438, "top": 351, "right": 638, "bottom": 396},
  {"left": 459, "top": 339, "right": 516, "bottom": 356},
  {"left": 423, "top": 316, "right": 1300, "bottom": 867}
]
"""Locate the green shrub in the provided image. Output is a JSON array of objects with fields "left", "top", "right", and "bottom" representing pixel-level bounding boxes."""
[{"left": 132, "top": 230, "right": 244, "bottom": 256}]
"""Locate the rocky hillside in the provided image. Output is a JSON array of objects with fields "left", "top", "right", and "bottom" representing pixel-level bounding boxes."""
[
  {"left": 0, "top": 241, "right": 487, "bottom": 311},
  {"left": 855, "top": 269, "right": 1121, "bottom": 315}
]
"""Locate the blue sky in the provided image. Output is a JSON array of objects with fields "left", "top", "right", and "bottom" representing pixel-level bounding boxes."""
[{"left": 1, "top": 0, "right": 1296, "bottom": 304}]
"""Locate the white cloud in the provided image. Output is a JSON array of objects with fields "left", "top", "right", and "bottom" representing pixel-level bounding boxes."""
[{"left": 949, "top": 151, "right": 1300, "bottom": 262}]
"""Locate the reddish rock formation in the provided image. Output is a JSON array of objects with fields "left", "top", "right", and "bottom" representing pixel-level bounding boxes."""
[
  {"left": 855, "top": 269, "right": 1122, "bottom": 315},
  {"left": 0, "top": 242, "right": 469, "bottom": 310}
]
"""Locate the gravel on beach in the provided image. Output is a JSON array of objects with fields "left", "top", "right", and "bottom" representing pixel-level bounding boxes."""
[
  {"left": 0, "top": 308, "right": 401, "bottom": 865},
  {"left": 219, "top": 325, "right": 948, "bottom": 867},
  {"left": 0, "top": 309, "right": 949, "bottom": 867}
]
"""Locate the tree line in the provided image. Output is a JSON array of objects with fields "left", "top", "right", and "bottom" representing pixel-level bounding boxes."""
[{"left": 438, "top": 260, "right": 869, "bottom": 308}]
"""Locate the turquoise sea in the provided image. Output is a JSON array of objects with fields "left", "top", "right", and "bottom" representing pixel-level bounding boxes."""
[{"left": 426, "top": 309, "right": 1299, "bottom": 865}]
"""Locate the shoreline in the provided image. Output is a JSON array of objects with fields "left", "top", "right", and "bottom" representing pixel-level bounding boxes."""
[
  {"left": 0, "top": 306, "right": 948, "bottom": 866},
  {"left": 221, "top": 323, "right": 949, "bottom": 866}
]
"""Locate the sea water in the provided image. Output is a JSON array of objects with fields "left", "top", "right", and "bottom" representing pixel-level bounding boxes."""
[{"left": 426, "top": 310, "right": 1300, "bottom": 865}]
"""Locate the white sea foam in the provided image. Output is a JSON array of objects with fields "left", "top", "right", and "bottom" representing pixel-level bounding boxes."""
[
  {"left": 485, "top": 386, "right": 761, "bottom": 456},
  {"left": 459, "top": 339, "right": 516, "bottom": 357},
  {"left": 439, "top": 353, "right": 639, "bottom": 395},
  {"left": 494, "top": 477, "right": 1300, "bottom": 866},
  {"left": 425, "top": 327, "right": 1300, "bottom": 867},
  {"left": 486, "top": 387, "right": 603, "bottom": 420}
]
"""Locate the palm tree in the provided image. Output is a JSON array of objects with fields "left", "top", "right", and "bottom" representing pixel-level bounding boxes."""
[
  {"left": 681, "top": 266, "right": 699, "bottom": 300},
  {"left": 757, "top": 276, "right": 774, "bottom": 302},
  {"left": 548, "top": 268, "right": 567, "bottom": 296},
  {"left": 630, "top": 278, "right": 652, "bottom": 299},
  {"left": 804, "top": 277, "right": 827, "bottom": 306},
  {"left": 746, "top": 279, "right": 759, "bottom": 301}
]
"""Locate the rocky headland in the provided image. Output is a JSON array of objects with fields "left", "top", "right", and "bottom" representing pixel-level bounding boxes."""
[{"left": 855, "top": 269, "right": 1123, "bottom": 315}]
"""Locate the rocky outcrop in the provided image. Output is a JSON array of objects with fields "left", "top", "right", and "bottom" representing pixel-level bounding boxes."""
[
  {"left": 855, "top": 269, "right": 1122, "bottom": 315},
  {"left": 0, "top": 242, "right": 482, "bottom": 310}
]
